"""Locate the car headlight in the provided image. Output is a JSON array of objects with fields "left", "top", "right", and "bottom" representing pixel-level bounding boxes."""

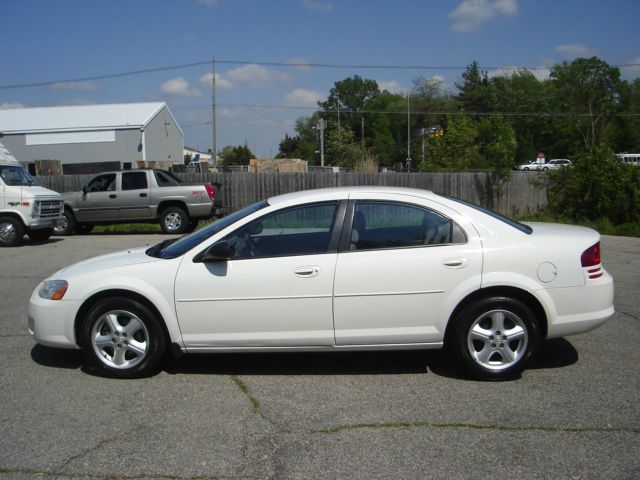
[{"left": 38, "top": 280, "right": 68, "bottom": 300}]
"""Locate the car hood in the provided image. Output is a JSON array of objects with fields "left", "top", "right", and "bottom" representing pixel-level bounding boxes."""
[{"left": 54, "top": 247, "right": 159, "bottom": 278}]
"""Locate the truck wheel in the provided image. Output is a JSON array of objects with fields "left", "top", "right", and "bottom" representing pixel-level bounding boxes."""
[
  {"left": 28, "top": 228, "right": 53, "bottom": 243},
  {"left": 54, "top": 210, "right": 76, "bottom": 236},
  {"left": 76, "top": 224, "right": 94, "bottom": 235},
  {"left": 0, "top": 217, "right": 25, "bottom": 247},
  {"left": 187, "top": 219, "right": 199, "bottom": 233},
  {"left": 160, "top": 207, "right": 189, "bottom": 234}
]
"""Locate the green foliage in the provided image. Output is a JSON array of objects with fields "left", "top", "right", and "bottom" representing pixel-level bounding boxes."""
[
  {"left": 220, "top": 145, "right": 254, "bottom": 165},
  {"left": 420, "top": 115, "right": 480, "bottom": 171},
  {"left": 478, "top": 115, "right": 517, "bottom": 172},
  {"left": 325, "top": 126, "right": 362, "bottom": 168},
  {"left": 546, "top": 147, "right": 640, "bottom": 224}
]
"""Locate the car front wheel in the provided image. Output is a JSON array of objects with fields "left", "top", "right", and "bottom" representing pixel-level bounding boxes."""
[
  {"left": 80, "top": 297, "right": 167, "bottom": 378},
  {"left": 449, "top": 296, "right": 541, "bottom": 380}
]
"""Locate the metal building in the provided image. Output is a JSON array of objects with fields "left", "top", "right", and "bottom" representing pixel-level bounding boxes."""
[{"left": 0, "top": 102, "right": 183, "bottom": 174}]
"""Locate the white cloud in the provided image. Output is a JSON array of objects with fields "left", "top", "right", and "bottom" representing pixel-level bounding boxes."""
[
  {"left": 0, "top": 102, "right": 25, "bottom": 109},
  {"left": 300, "top": 0, "right": 333, "bottom": 12},
  {"left": 554, "top": 44, "right": 596, "bottom": 58},
  {"left": 202, "top": 64, "right": 291, "bottom": 91},
  {"left": 284, "top": 58, "right": 313, "bottom": 72},
  {"left": 450, "top": 0, "right": 518, "bottom": 32},
  {"left": 488, "top": 66, "right": 550, "bottom": 81},
  {"left": 199, "top": 72, "right": 233, "bottom": 90},
  {"left": 377, "top": 80, "right": 404, "bottom": 93},
  {"left": 283, "top": 88, "right": 324, "bottom": 107},
  {"left": 46, "top": 81, "right": 101, "bottom": 92},
  {"left": 197, "top": 0, "right": 221, "bottom": 6},
  {"left": 620, "top": 56, "right": 640, "bottom": 79},
  {"left": 161, "top": 77, "right": 201, "bottom": 97}
]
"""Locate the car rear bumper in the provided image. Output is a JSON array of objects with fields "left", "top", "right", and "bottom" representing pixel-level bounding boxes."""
[{"left": 545, "top": 270, "right": 615, "bottom": 339}]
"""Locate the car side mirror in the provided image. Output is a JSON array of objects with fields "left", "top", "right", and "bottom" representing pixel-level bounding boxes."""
[{"left": 194, "top": 241, "right": 232, "bottom": 263}]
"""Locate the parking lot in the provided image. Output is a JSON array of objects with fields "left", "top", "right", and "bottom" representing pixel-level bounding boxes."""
[{"left": 1, "top": 232, "right": 639, "bottom": 479}]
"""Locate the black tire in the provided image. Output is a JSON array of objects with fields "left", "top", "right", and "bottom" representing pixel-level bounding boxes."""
[
  {"left": 543, "top": 167, "right": 549, "bottom": 171},
  {"left": 80, "top": 296, "right": 167, "bottom": 379},
  {"left": 448, "top": 296, "right": 541, "bottom": 381},
  {"left": 187, "top": 219, "right": 199, "bottom": 233},
  {"left": 53, "top": 209, "right": 76, "bottom": 236},
  {"left": 76, "top": 224, "right": 94, "bottom": 235},
  {"left": 160, "top": 206, "right": 189, "bottom": 234},
  {"left": 28, "top": 228, "right": 53, "bottom": 243},
  {"left": 523, "top": 167, "right": 529, "bottom": 171},
  {"left": 0, "top": 216, "right": 25, "bottom": 247}
]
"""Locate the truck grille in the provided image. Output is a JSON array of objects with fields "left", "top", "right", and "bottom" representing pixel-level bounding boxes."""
[{"left": 37, "top": 200, "right": 63, "bottom": 218}]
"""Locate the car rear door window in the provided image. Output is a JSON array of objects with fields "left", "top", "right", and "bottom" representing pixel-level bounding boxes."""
[
  {"left": 122, "top": 172, "right": 148, "bottom": 191},
  {"left": 349, "top": 201, "right": 465, "bottom": 251}
]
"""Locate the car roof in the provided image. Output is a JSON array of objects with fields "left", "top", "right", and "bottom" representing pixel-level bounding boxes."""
[{"left": 268, "top": 186, "right": 439, "bottom": 206}]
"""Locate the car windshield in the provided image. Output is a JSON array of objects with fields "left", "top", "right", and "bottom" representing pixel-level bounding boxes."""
[
  {"left": 442, "top": 195, "right": 533, "bottom": 235},
  {"left": 0, "top": 165, "right": 39, "bottom": 186},
  {"left": 149, "top": 200, "right": 269, "bottom": 259}
]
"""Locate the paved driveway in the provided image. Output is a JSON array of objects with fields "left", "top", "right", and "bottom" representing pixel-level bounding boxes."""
[{"left": 0, "top": 233, "right": 638, "bottom": 479}]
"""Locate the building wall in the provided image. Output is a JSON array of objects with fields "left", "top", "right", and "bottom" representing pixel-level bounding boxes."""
[
  {"left": 0, "top": 105, "right": 183, "bottom": 172},
  {"left": 144, "top": 106, "right": 183, "bottom": 164},
  {"left": 0, "top": 129, "right": 142, "bottom": 167}
]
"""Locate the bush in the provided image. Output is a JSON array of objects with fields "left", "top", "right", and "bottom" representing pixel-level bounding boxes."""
[{"left": 546, "top": 147, "right": 640, "bottom": 225}]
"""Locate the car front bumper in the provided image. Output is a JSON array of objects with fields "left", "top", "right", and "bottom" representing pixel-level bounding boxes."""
[{"left": 28, "top": 291, "right": 81, "bottom": 349}]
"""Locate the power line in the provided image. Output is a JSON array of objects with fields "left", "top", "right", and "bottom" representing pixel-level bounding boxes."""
[
  {"left": 1, "top": 58, "right": 639, "bottom": 90},
  {"left": 175, "top": 102, "right": 640, "bottom": 118}
]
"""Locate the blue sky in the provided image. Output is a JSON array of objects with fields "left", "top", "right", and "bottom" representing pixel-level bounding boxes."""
[{"left": 2, "top": 0, "right": 639, "bottom": 157}]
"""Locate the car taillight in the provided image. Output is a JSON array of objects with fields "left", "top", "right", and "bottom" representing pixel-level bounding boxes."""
[
  {"left": 581, "top": 242, "right": 601, "bottom": 267},
  {"left": 204, "top": 183, "right": 215, "bottom": 201}
]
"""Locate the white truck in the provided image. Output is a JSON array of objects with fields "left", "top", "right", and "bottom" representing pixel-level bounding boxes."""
[{"left": 0, "top": 142, "right": 64, "bottom": 247}]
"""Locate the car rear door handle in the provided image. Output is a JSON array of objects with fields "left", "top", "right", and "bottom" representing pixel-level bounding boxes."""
[
  {"left": 109, "top": 194, "right": 117, "bottom": 199},
  {"left": 294, "top": 266, "right": 320, "bottom": 278},
  {"left": 442, "top": 258, "right": 469, "bottom": 268},
  {"left": 139, "top": 193, "right": 148, "bottom": 197}
]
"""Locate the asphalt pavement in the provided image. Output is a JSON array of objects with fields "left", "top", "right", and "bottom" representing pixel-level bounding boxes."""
[{"left": 0, "top": 232, "right": 638, "bottom": 479}]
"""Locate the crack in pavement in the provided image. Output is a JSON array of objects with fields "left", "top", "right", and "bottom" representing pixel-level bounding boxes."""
[{"left": 310, "top": 420, "right": 640, "bottom": 435}]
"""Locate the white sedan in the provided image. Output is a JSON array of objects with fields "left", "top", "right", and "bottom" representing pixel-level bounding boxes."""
[{"left": 28, "top": 187, "right": 614, "bottom": 380}]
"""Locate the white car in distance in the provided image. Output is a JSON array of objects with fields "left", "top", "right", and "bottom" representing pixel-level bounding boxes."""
[{"left": 28, "top": 187, "right": 614, "bottom": 380}]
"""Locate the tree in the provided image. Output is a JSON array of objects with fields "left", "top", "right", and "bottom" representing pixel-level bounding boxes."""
[
  {"left": 325, "top": 126, "right": 362, "bottom": 168},
  {"left": 479, "top": 115, "right": 518, "bottom": 208},
  {"left": 276, "top": 134, "right": 299, "bottom": 158},
  {"left": 420, "top": 115, "right": 480, "bottom": 171},
  {"left": 456, "top": 61, "right": 492, "bottom": 113},
  {"left": 220, "top": 145, "right": 254, "bottom": 165},
  {"left": 548, "top": 57, "right": 623, "bottom": 154}
]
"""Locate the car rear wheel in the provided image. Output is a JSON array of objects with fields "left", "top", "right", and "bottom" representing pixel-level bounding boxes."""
[
  {"left": 449, "top": 296, "right": 541, "bottom": 380},
  {"left": 160, "top": 206, "right": 189, "bottom": 234},
  {"left": 0, "top": 216, "right": 25, "bottom": 247},
  {"left": 80, "top": 297, "right": 167, "bottom": 378}
]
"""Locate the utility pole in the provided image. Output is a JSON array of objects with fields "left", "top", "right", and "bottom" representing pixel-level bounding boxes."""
[
  {"left": 211, "top": 56, "right": 217, "bottom": 165},
  {"left": 406, "top": 91, "right": 412, "bottom": 171},
  {"left": 316, "top": 118, "right": 327, "bottom": 166},
  {"left": 336, "top": 94, "right": 341, "bottom": 135},
  {"left": 361, "top": 115, "right": 365, "bottom": 161},
  {"left": 420, "top": 127, "right": 426, "bottom": 165}
]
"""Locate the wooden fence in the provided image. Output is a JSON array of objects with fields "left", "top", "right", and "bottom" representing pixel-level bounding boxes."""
[{"left": 37, "top": 171, "right": 548, "bottom": 216}]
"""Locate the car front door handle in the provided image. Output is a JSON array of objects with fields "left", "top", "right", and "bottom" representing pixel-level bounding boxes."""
[
  {"left": 109, "top": 194, "right": 117, "bottom": 199},
  {"left": 139, "top": 193, "right": 148, "bottom": 197},
  {"left": 442, "top": 258, "right": 469, "bottom": 269},
  {"left": 294, "top": 266, "right": 321, "bottom": 278}
]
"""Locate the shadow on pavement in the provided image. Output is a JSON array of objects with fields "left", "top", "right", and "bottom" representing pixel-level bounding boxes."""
[{"left": 31, "top": 344, "right": 83, "bottom": 370}]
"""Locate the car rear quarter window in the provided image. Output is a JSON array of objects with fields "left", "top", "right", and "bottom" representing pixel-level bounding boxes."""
[
  {"left": 349, "top": 201, "right": 466, "bottom": 251},
  {"left": 154, "top": 170, "right": 180, "bottom": 187}
]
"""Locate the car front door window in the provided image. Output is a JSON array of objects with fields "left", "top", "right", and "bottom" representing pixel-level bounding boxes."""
[{"left": 224, "top": 202, "right": 339, "bottom": 259}]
